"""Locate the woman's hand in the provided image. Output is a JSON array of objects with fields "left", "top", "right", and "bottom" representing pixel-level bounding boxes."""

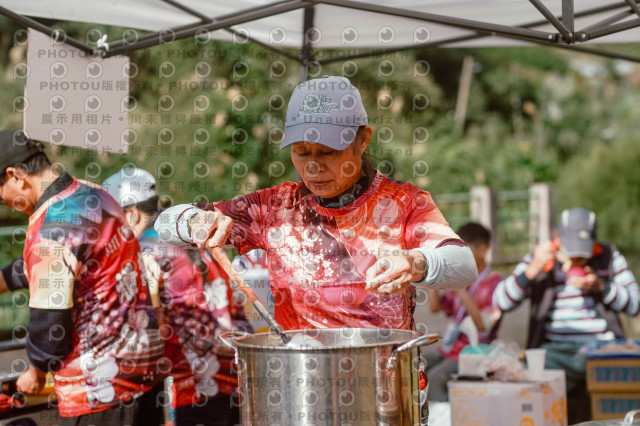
[
  {"left": 189, "top": 210, "right": 233, "bottom": 250},
  {"left": 365, "top": 249, "right": 427, "bottom": 294}
]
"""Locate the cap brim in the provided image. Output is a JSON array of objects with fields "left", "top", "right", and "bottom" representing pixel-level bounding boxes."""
[
  {"left": 280, "top": 123, "right": 358, "bottom": 151},
  {"left": 560, "top": 236, "right": 594, "bottom": 258}
]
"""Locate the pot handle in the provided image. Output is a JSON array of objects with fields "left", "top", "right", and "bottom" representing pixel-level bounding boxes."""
[
  {"left": 216, "top": 330, "right": 251, "bottom": 352},
  {"left": 624, "top": 409, "right": 640, "bottom": 424},
  {"left": 386, "top": 333, "right": 441, "bottom": 370}
]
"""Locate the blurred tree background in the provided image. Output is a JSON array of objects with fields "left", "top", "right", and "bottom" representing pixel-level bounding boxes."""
[{"left": 0, "top": 15, "right": 639, "bottom": 283}]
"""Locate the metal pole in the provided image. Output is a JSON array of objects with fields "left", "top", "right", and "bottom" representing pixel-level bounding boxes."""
[
  {"left": 103, "top": 0, "right": 312, "bottom": 57},
  {"left": 167, "top": 0, "right": 306, "bottom": 62},
  {"left": 625, "top": 0, "right": 640, "bottom": 19},
  {"left": 315, "top": 2, "right": 638, "bottom": 65},
  {"left": 316, "top": 0, "right": 558, "bottom": 43},
  {"left": 575, "top": 17, "right": 640, "bottom": 42},
  {"left": 562, "top": 0, "right": 574, "bottom": 34},
  {"left": 581, "top": 10, "right": 633, "bottom": 33},
  {"left": 299, "top": 6, "right": 315, "bottom": 82},
  {"left": 292, "top": 5, "right": 315, "bottom": 183},
  {"left": 528, "top": 0, "right": 572, "bottom": 42},
  {"left": 106, "top": 0, "right": 313, "bottom": 51},
  {"left": 114, "top": 0, "right": 303, "bottom": 62}
]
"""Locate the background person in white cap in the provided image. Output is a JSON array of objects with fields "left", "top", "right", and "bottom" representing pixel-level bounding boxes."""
[
  {"left": 493, "top": 207, "right": 639, "bottom": 423},
  {"left": 0, "top": 130, "right": 167, "bottom": 425},
  {"left": 155, "top": 75, "right": 478, "bottom": 424},
  {"left": 102, "top": 167, "right": 250, "bottom": 426}
]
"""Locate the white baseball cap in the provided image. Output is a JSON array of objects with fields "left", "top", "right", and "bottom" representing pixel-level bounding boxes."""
[{"left": 102, "top": 167, "right": 158, "bottom": 208}]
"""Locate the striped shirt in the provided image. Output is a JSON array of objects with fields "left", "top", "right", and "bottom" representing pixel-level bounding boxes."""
[{"left": 493, "top": 248, "right": 639, "bottom": 342}]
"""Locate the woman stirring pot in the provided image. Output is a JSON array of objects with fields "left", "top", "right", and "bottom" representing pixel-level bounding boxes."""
[{"left": 157, "top": 75, "right": 478, "bottom": 422}]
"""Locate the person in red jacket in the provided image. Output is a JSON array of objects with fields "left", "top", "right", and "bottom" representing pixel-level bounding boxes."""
[
  {"left": 103, "top": 167, "right": 251, "bottom": 426},
  {"left": 155, "top": 75, "right": 479, "bottom": 425},
  {"left": 0, "top": 130, "right": 166, "bottom": 425}
]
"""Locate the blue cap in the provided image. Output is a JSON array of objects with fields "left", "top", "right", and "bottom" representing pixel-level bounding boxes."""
[{"left": 281, "top": 76, "right": 368, "bottom": 150}]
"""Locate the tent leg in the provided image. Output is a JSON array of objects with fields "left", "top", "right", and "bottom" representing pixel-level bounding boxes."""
[
  {"left": 300, "top": 5, "right": 315, "bottom": 83},
  {"left": 562, "top": 0, "right": 574, "bottom": 33},
  {"left": 292, "top": 5, "right": 315, "bottom": 183}
]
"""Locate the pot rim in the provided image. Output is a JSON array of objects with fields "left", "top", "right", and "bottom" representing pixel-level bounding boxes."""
[{"left": 229, "top": 328, "right": 423, "bottom": 351}]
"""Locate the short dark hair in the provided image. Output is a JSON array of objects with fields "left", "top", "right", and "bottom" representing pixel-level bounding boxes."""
[
  {"left": 457, "top": 222, "right": 491, "bottom": 246},
  {"left": 129, "top": 196, "right": 159, "bottom": 216},
  {"left": 0, "top": 152, "right": 51, "bottom": 185}
]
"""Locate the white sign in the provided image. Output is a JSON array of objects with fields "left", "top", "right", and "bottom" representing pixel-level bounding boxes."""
[{"left": 25, "top": 30, "right": 131, "bottom": 154}]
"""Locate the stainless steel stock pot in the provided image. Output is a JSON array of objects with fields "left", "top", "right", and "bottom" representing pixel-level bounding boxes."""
[{"left": 218, "top": 328, "right": 440, "bottom": 426}]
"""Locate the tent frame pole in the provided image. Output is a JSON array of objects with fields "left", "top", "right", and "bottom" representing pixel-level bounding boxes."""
[
  {"left": 576, "top": 18, "right": 640, "bottom": 42},
  {"left": 581, "top": 10, "right": 633, "bottom": 33},
  {"left": 106, "top": 0, "right": 306, "bottom": 50},
  {"left": 528, "top": 0, "right": 572, "bottom": 42},
  {"left": 1, "top": 0, "right": 640, "bottom": 62},
  {"left": 315, "top": 1, "right": 640, "bottom": 65},
  {"left": 625, "top": 0, "right": 640, "bottom": 18},
  {"left": 102, "top": 0, "right": 313, "bottom": 57},
  {"left": 300, "top": 5, "right": 315, "bottom": 81},
  {"left": 157, "top": 0, "right": 303, "bottom": 63},
  {"left": 562, "top": 0, "right": 575, "bottom": 34},
  {"left": 315, "top": 0, "right": 558, "bottom": 43}
]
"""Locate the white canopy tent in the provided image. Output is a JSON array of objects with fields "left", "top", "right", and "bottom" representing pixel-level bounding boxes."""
[{"left": 1, "top": 0, "right": 640, "bottom": 65}]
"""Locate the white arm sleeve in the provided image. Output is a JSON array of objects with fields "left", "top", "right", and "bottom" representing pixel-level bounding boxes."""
[
  {"left": 154, "top": 204, "right": 201, "bottom": 248},
  {"left": 412, "top": 245, "right": 478, "bottom": 290}
]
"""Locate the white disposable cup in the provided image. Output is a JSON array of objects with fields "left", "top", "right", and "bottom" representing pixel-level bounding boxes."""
[{"left": 525, "top": 348, "right": 546, "bottom": 379}]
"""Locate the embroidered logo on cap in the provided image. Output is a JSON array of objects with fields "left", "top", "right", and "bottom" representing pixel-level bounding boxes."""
[{"left": 297, "top": 94, "right": 338, "bottom": 117}]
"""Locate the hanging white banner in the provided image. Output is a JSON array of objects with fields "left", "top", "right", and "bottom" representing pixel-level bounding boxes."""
[{"left": 24, "top": 29, "right": 131, "bottom": 154}]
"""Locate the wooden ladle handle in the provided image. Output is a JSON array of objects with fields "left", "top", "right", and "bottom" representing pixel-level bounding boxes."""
[
  {"left": 208, "top": 247, "right": 259, "bottom": 305},
  {"left": 208, "top": 247, "right": 290, "bottom": 345}
]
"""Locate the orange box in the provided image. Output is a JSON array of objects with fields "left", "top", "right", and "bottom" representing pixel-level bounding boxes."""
[
  {"left": 586, "top": 359, "right": 640, "bottom": 392},
  {"left": 590, "top": 391, "right": 640, "bottom": 420}
]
